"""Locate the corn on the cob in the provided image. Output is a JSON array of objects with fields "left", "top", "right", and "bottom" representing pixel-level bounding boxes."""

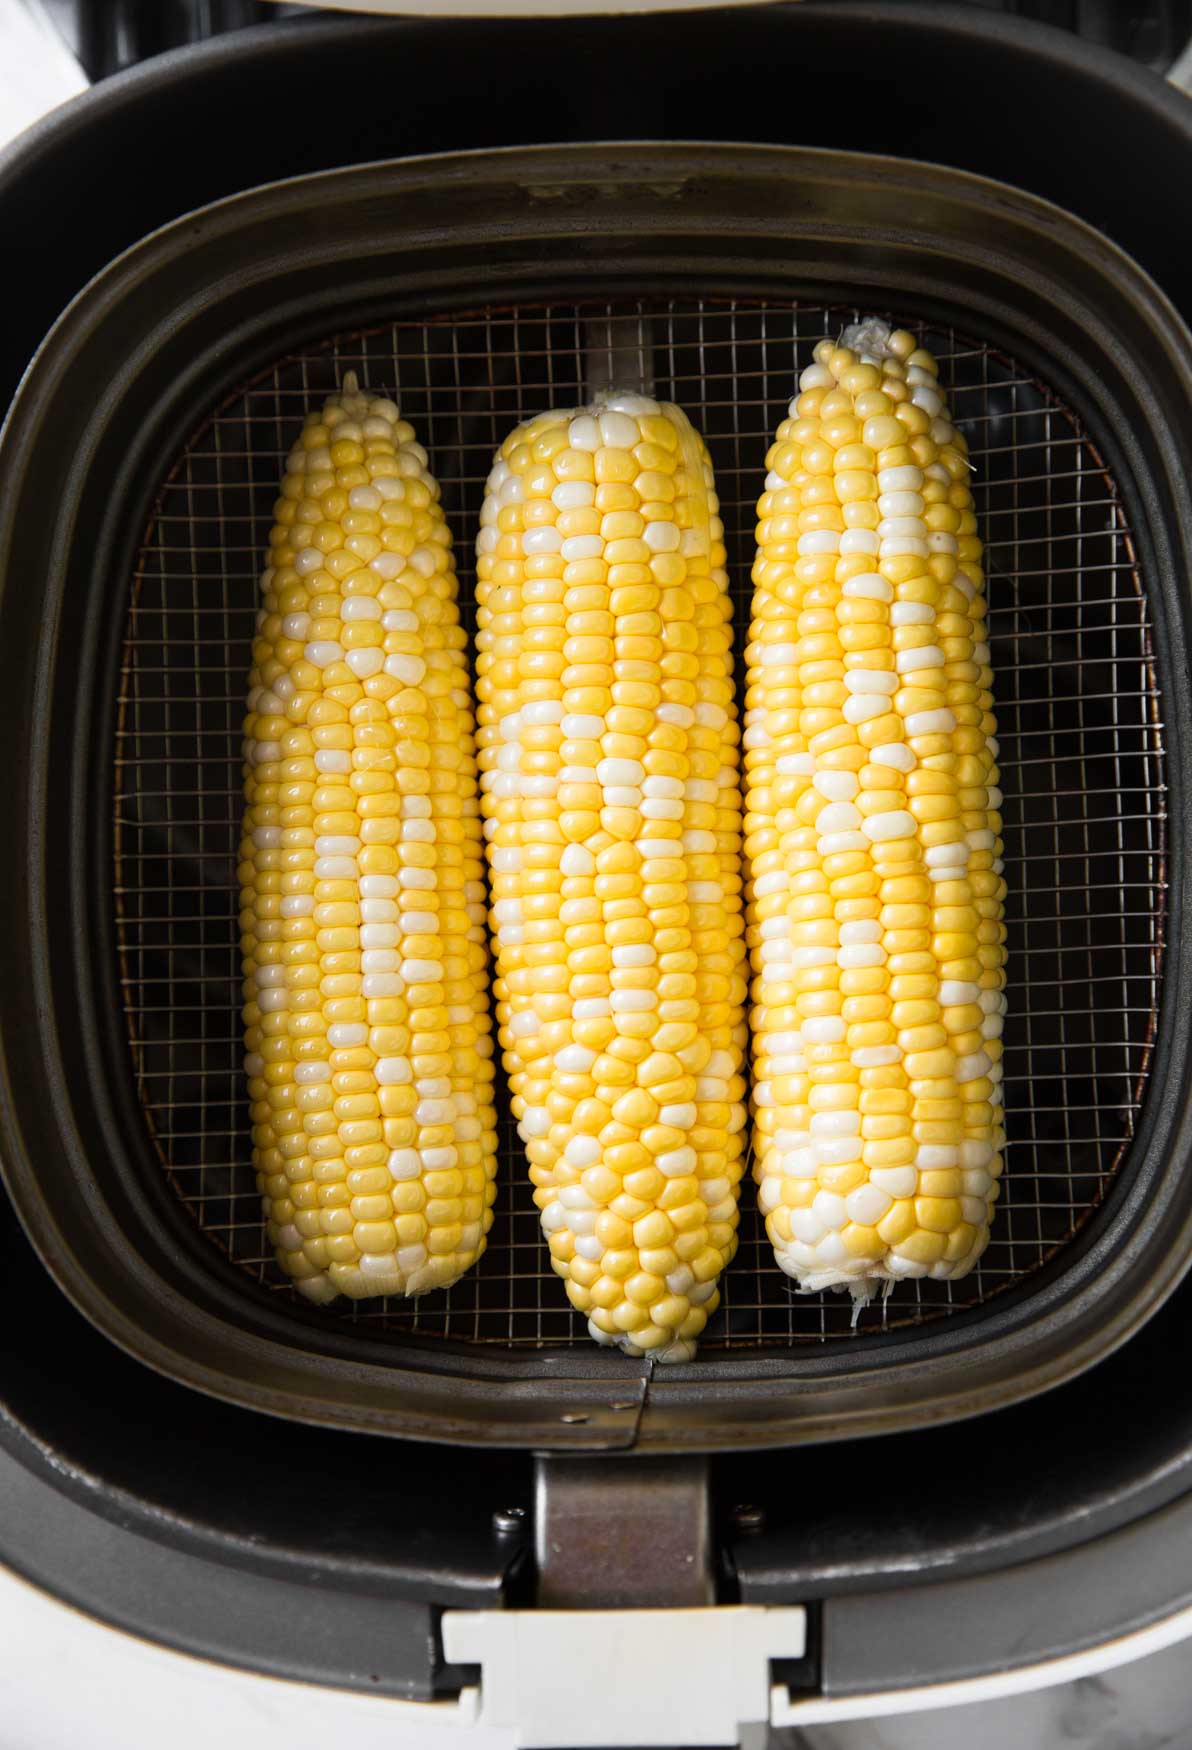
[
  {"left": 476, "top": 394, "right": 748, "bottom": 1359},
  {"left": 239, "top": 378, "right": 498, "bottom": 1303},
  {"left": 745, "top": 323, "right": 1007, "bottom": 1297}
]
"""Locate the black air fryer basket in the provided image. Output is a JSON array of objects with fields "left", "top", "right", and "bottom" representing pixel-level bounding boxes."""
[{"left": 2, "top": 137, "right": 1191, "bottom": 1452}]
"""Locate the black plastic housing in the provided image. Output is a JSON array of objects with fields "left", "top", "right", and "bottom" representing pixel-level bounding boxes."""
[
  {"left": 2, "top": 142, "right": 1190, "bottom": 1451},
  {"left": 2, "top": 0, "right": 1192, "bottom": 1703}
]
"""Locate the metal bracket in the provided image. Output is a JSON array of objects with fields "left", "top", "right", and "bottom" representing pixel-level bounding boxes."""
[
  {"left": 442, "top": 1603, "right": 807, "bottom": 1748},
  {"left": 534, "top": 1453, "right": 713, "bottom": 1608}
]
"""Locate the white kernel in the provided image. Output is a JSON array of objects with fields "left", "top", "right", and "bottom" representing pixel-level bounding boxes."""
[
  {"left": 968, "top": 828, "right": 997, "bottom": 851},
  {"left": 657, "top": 702, "right": 695, "bottom": 728},
  {"left": 643, "top": 521, "right": 680, "bottom": 553},
  {"left": 598, "top": 411, "right": 640, "bottom": 449},
  {"left": 294, "top": 548, "right": 323, "bottom": 577},
  {"left": 568, "top": 414, "right": 601, "bottom": 451},
  {"left": 847, "top": 1184, "right": 892, "bottom": 1225},
  {"left": 905, "top": 709, "right": 956, "bottom": 737},
  {"left": 509, "top": 1010, "right": 540, "bottom": 1038},
  {"left": 564, "top": 1135, "right": 601, "bottom": 1169},
  {"left": 612, "top": 943, "right": 655, "bottom": 967},
  {"left": 800, "top": 1016, "right": 846, "bottom": 1044},
  {"left": 853, "top": 1045, "right": 901, "bottom": 1068},
  {"left": 879, "top": 517, "right": 927, "bottom": 541},
  {"left": 753, "top": 870, "right": 789, "bottom": 898},
  {"left": 611, "top": 990, "right": 655, "bottom": 1013},
  {"left": 280, "top": 895, "right": 314, "bottom": 918},
  {"left": 862, "top": 809, "right": 917, "bottom": 842},
  {"left": 810, "top": 1139, "right": 862, "bottom": 1175},
  {"left": 939, "top": 980, "right": 980, "bottom": 1006},
  {"left": 315, "top": 835, "right": 359, "bottom": 856},
  {"left": 361, "top": 973, "right": 402, "bottom": 996},
  {"left": 912, "top": 385, "right": 944, "bottom": 417},
  {"left": 799, "top": 364, "right": 835, "bottom": 390},
  {"left": 791, "top": 1210, "right": 827, "bottom": 1244},
  {"left": 820, "top": 830, "right": 868, "bottom": 854},
  {"left": 361, "top": 948, "right": 399, "bottom": 973},
  {"left": 282, "top": 612, "right": 311, "bottom": 639},
  {"left": 562, "top": 714, "right": 604, "bottom": 740},
  {"left": 841, "top": 572, "right": 892, "bottom": 602},
  {"left": 790, "top": 946, "right": 835, "bottom": 969},
  {"left": 346, "top": 647, "right": 384, "bottom": 679},
  {"left": 384, "top": 652, "right": 427, "bottom": 687},
  {"left": 398, "top": 868, "right": 435, "bottom": 889},
  {"left": 523, "top": 525, "right": 562, "bottom": 554},
  {"left": 254, "top": 965, "right": 285, "bottom": 987},
  {"left": 294, "top": 1061, "right": 330, "bottom": 1085},
  {"left": 870, "top": 1165, "right": 918, "bottom": 1198},
  {"left": 605, "top": 392, "right": 659, "bottom": 415},
  {"left": 810, "top": 1110, "right": 860, "bottom": 1137},
  {"left": 303, "top": 640, "right": 343, "bottom": 668},
  {"left": 843, "top": 692, "right": 890, "bottom": 725},
  {"left": 574, "top": 1236, "right": 603, "bottom": 1262},
  {"left": 657, "top": 1146, "right": 697, "bottom": 1177},
  {"left": 928, "top": 532, "right": 959, "bottom": 555},
  {"left": 572, "top": 998, "right": 611, "bottom": 1020},
  {"left": 870, "top": 742, "right": 916, "bottom": 773},
  {"left": 314, "top": 749, "right": 351, "bottom": 774},
  {"left": 879, "top": 491, "right": 925, "bottom": 518},
  {"left": 553, "top": 480, "right": 596, "bottom": 510},
  {"left": 890, "top": 601, "right": 934, "bottom": 626},
  {"left": 644, "top": 775, "right": 684, "bottom": 800},
  {"left": 360, "top": 874, "right": 399, "bottom": 898},
  {"left": 641, "top": 797, "right": 682, "bottom": 820},
  {"left": 925, "top": 841, "right": 968, "bottom": 867},
  {"left": 839, "top": 529, "right": 879, "bottom": 556},
  {"left": 956, "top": 1051, "right": 992, "bottom": 1083},
  {"left": 314, "top": 856, "right": 354, "bottom": 879},
  {"left": 839, "top": 943, "right": 884, "bottom": 968},
  {"left": 562, "top": 534, "right": 603, "bottom": 561},
  {"left": 895, "top": 645, "right": 945, "bottom": 673},
  {"left": 341, "top": 594, "right": 381, "bottom": 621},
  {"left": 369, "top": 552, "right": 403, "bottom": 580},
  {"left": 358, "top": 924, "right": 399, "bottom": 952},
  {"left": 880, "top": 538, "right": 929, "bottom": 558},
  {"left": 376, "top": 1058, "right": 412, "bottom": 1086},
  {"left": 598, "top": 757, "right": 644, "bottom": 786},
  {"left": 816, "top": 801, "right": 863, "bottom": 833},
  {"left": 659, "top": 1103, "right": 697, "bottom": 1128},
  {"left": 845, "top": 668, "right": 897, "bottom": 695},
  {"left": 812, "top": 1190, "right": 848, "bottom": 1230},
  {"left": 797, "top": 529, "right": 841, "bottom": 556},
  {"left": 839, "top": 920, "right": 881, "bottom": 944},
  {"left": 776, "top": 752, "right": 816, "bottom": 775},
  {"left": 917, "top": 1146, "right": 959, "bottom": 1170},
  {"left": 877, "top": 465, "right": 924, "bottom": 492},
  {"left": 814, "top": 770, "right": 860, "bottom": 802}
]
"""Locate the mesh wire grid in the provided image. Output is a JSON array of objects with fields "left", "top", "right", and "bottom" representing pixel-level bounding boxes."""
[{"left": 113, "top": 299, "right": 1166, "bottom": 1350}]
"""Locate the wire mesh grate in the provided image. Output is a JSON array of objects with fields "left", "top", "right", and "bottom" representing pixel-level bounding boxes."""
[{"left": 113, "top": 299, "right": 1166, "bottom": 1350}]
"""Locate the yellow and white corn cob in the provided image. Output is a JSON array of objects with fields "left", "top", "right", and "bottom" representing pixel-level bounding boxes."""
[
  {"left": 745, "top": 323, "right": 1007, "bottom": 1297},
  {"left": 476, "top": 393, "right": 748, "bottom": 1359},
  {"left": 240, "top": 378, "right": 498, "bottom": 1302}
]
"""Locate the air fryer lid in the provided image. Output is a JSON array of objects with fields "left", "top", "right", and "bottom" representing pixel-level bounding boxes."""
[{"left": 1, "top": 143, "right": 1190, "bottom": 1450}]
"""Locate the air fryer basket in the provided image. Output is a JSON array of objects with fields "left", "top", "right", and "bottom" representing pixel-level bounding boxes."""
[
  {"left": 116, "top": 299, "right": 1164, "bottom": 1353},
  {"left": 2, "top": 145, "right": 1191, "bottom": 1451}
]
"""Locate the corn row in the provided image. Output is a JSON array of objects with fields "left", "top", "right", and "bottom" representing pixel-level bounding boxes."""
[
  {"left": 744, "top": 324, "right": 1007, "bottom": 1296},
  {"left": 240, "top": 380, "right": 498, "bottom": 1302},
  {"left": 475, "top": 394, "right": 748, "bottom": 1358}
]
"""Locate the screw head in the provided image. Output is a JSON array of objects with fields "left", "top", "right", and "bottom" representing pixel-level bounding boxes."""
[
  {"left": 493, "top": 1506, "right": 527, "bottom": 1535},
  {"left": 732, "top": 1502, "right": 766, "bottom": 1534}
]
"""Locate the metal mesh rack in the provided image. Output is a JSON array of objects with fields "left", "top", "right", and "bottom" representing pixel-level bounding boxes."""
[{"left": 113, "top": 298, "right": 1166, "bottom": 1350}]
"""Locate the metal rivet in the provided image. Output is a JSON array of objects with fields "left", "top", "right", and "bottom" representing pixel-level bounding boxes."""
[
  {"left": 732, "top": 1502, "right": 766, "bottom": 1533},
  {"left": 493, "top": 1506, "right": 527, "bottom": 1535}
]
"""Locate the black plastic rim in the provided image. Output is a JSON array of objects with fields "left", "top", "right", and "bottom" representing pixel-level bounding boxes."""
[{"left": 1, "top": 143, "right": 1191, "bottom": 1451}]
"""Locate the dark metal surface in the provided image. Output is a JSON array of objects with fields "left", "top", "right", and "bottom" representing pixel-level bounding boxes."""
[
  {"left": 535, "top": 1455, "right": 713, "bottom": 1607},
  {"left": 2, "top": 145, "right": 1191, "bottom": 1449},
  {"left": 114, "top": 299, "right": 1165, "bottom": 1358}
]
